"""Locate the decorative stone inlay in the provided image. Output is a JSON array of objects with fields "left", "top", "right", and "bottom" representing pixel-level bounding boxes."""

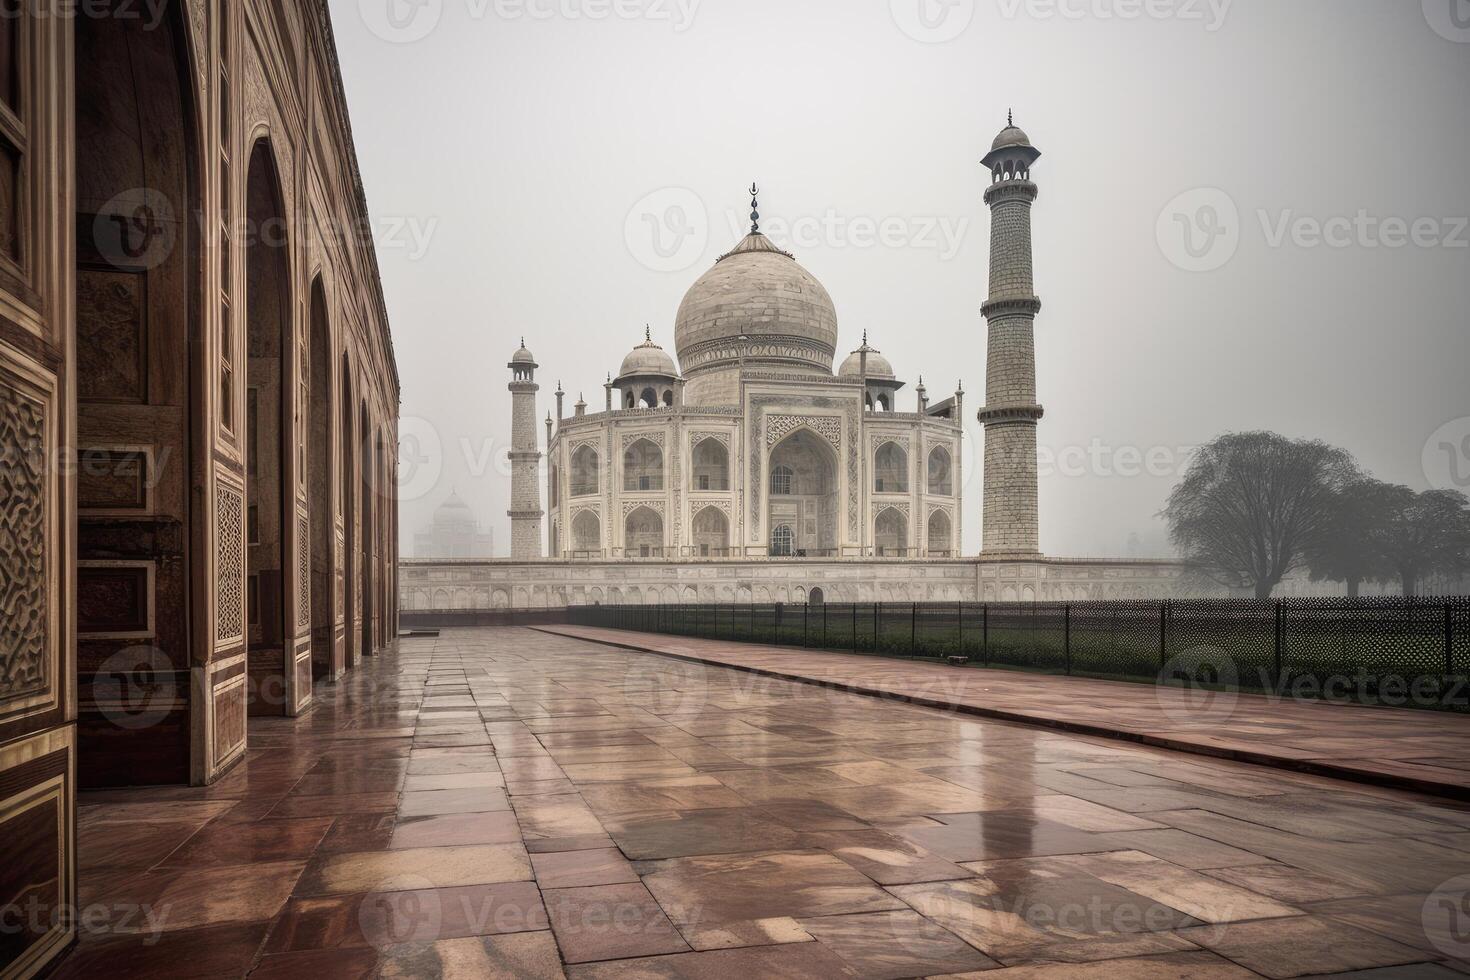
[
  {"left": 690, "top": 431, "right": 731, "bottom": 451},
  {"left": 297, "top": 518, "right": 311, "bottom": 627},
  {"left": 569, "top": 504, "right": 601, "bottom": 520},
  {"left": 870, "top": 433, "right": 912, "bottom": 455},
  {"left": 766, "top": 414, "right": 842, "bottom": 450},
  {"left": 0, "top": 376, "right": 48, "bottom": 706},
  {"left": 690, "top": 500, "right": 732, "bottom": 520},
  {"left": 568, "top": 437, "right": 602, "bottom": 457},
  {"left": 216, "top": 483, "right": 245, "bottom": 642},
  {"left": 620, "top": 430, "right": 666, "bottom": 450},
  {"left": 622, "top": 499, "right": 666, "bottom": 519},
  {"left": 874, "top": 502, "right": 911, "bottom": 520}
]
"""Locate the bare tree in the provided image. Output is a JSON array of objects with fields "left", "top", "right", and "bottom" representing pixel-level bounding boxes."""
[
  {"left": 1306, "top": 478, "right": 1398, "bottom": 598},
  {"left": 1377, "top": 487, "right": 1470, "bottom": 596},
  {"left": 1165, "top": 432, "right": 1358, "bottom": 599}
]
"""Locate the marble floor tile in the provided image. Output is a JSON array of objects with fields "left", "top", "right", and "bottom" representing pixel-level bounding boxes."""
[{"left": 542, "top": 882, "right": 688, "bottom": 962}]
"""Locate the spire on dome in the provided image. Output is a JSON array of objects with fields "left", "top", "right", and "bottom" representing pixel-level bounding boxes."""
[{"left": 749, "top": 182, "right": 760, "bottom": 235}]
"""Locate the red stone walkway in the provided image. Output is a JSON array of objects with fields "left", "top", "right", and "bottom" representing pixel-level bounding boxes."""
[{"left": 537, "top": 626, "right": 1470, "bottom": 800}]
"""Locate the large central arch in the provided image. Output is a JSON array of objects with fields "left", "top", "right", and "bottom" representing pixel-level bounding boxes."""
[{"left": 767, "top": 428, "right": 839, "bottom": 557}]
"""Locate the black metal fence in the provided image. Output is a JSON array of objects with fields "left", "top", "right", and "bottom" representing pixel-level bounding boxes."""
[{"left": 568, "top": 598, "right": 1470, "bottom": 712}]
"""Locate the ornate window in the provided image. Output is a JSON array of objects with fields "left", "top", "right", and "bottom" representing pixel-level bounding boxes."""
[
  {"left": 874, "top": 441, "right": 908, "bottom": 493},
  {"left": 570, "top": 445, "right": 599, "bottom": 496},
  {"left": 927, "top": 447, "right": 953, "bottom": 496},
  {"left": 770, "top": 464, "right": 794, "bottom": 496},
  {"left": 770, "top": 524, "right": 795, "bottom": 557},
  {"left": 622, "top": 438, "right": 663, "bottom": 491}
]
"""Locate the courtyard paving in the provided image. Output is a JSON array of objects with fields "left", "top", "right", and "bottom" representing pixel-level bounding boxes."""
[
  {"left": 61, "top": 627, "right": 1470, "bottom": 978},
  {"left": 539, "top": 624, "right": 1470, "bottom": 800}
]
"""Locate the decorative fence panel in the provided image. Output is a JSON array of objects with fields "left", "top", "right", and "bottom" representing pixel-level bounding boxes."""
[{"left": 567, "top": 597, "right": 1470, "bottom": 712}]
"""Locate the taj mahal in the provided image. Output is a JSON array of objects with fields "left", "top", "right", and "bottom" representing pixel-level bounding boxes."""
[{"left": 401, "top": 118, "right": 1182, "bottom": 611}]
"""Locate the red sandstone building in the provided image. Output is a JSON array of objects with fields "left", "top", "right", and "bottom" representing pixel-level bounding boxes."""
[{"left": 0, "top": 3, "right": 400, "bottom": 975}]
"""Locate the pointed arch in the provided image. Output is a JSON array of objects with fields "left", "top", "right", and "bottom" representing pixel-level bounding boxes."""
[
  {"left": 927, "top": 510, "right": 953, "bottom": 557},
  {"left": 692, "top": 505, "right": 729, "bottom": 556},
  {"left": 691, "top": 437, "right": 730, "bottom": 491},
  {"left": 571, "top": 444, "right": 600, "bottom": 496},
  {"left": 927, "top": 446, "right": 953, "bottom": 496},
  {"left": 624, "top": 505, "right": 664, "bottom": 557},
  {"left": 874, "top": 440, "right": 908, "bottom": 493},
  {"left": 623, "top": 438, "right": 664, "bottom": 491},
  {"left": 571, "top": 510, "right": 601, "bottom": 554},
  {"left": 874, "top": 507, "right": 909, "bottom": 556}
]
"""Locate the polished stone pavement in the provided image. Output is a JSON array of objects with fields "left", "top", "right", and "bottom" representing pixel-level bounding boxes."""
[
  {"left": 62, "top": 628, "right": 1470, "bottom": 978},
  {"left": 540, "top": 624, "right": 1470, "bottom": 800}
]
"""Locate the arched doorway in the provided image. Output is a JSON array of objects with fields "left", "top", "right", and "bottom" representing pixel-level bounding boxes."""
[
  {"left": 244, "top": 138, "right": 292, "bottom": 717},
  {"left": 927, "top": 510, "right": 953, "bottom": 557},
  {"left": 768, "top": 429, "right": 838, "bottom": 557},
  {"left": 875, "top": 507, "right": 909, "bottom": 556},
  {"left": 74, "top": 0, "right": 199, "bottom": 785},
  {"left": 692, "top": 505, "right": 729, "bottom": 556},
  {"left": 623, "top": 438, "right": 664, "bottom": 491},
  {"left": 692, "top": 437, "right": 729, "bottom": 491},
  {"left": 572, "top": 510, "right": 601, "bottom": 554},
  {"left": 308, "top": 278, "right": 334, "bottom": 681},
  {"left": 359, "top": 403, "right": 375, "bottom": 657},
  {"left": 625, "top": 506, "right": 663, "bottom": 557},
  {"left": 340, "top": 356, "right": 356, "bottom": 667}
]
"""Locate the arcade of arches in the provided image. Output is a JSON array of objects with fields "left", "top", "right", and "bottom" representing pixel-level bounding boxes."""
[{"left": 0, "top": 4, "right": 398, "bottom": 976}]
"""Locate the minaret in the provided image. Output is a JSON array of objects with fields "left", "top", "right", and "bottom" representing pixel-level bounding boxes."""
[
  {"left": 507, "top": 339, "right": 544, "bottom": 559},
  {"left": 978, "top": 112, "right": 1044, "bottom": 555}
]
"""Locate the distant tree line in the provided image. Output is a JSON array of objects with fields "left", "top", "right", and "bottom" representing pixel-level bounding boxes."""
[{"left": 1164, "top": 431, "right": 1470, "bottom": 599}]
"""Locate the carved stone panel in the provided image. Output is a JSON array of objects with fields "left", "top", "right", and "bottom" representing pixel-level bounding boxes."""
[
  {"left": 215, "top": 483, "right": 245, "bottom": 643},
  {"left": 0, "top": 374, "right": 49, "bottom": 710},
  {"left": 75, "top": 268, "right": 146, "bottom": 403}
]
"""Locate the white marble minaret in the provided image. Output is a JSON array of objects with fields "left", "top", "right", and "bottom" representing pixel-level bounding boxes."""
[
  {"left": 979, "top": 114, "right": 1044, "bottom": 555},
  {"left": 507, "top": 341, "right": 544, "bottom": 559}
]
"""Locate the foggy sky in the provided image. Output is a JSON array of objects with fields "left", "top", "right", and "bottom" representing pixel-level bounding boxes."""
[{"left": 329, "top": 0, "right": 1470, "bottom": 559}]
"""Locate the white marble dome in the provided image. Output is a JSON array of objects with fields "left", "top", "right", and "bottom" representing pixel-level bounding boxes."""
[
  {"left": 674, "top": 232, "right": 838, "bottom": 398},
  {"left": 618, "top": 333, "right": 678, "bottom": 379},
  {"left": 838, "top": 347, "right": 895, "bottom": 380}
]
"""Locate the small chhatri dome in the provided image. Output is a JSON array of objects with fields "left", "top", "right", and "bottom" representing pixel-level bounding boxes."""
[
  {"left": 618, "top": 326, "right": 678, "bottom": 379},
  {"left": 838, "top": 333, "right": 895, "bottom": 380},
  {"left": 991, "top": 110, "right": 1031, "bottom": 151},
  {"left": 511, "top": 337, "right": 535, "bottom": 364}
]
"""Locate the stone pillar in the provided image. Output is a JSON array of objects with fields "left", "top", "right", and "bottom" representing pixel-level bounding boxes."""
[
  {"left": 979, "top": 117, "right": 1044, "bottom": 556},
  {"left": 508, "top": 344, "right": 544, "bottom": 559}
]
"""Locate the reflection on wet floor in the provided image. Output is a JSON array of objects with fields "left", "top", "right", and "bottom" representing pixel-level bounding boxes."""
[{"left": 63, "top": 627, "right": 1470, "bottom": 978}]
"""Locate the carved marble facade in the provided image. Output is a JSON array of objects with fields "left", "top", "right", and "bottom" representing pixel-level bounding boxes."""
[{"left": 0, "top": 4, "right": 400, "bottom": 975}]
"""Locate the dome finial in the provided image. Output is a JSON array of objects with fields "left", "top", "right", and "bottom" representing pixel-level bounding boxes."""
[
  {"left": 749, "top": 182, "right": 760, "bottom": 235},
  {"left": 645, "top": 323, "right": 652, "bottom": 343},
  {"left": 1008, "top": 108, "right": 1013, "bottom": 127}
]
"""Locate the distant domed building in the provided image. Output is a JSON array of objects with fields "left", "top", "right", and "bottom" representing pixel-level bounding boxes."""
[
  {"left": 538, "top": 187, "right": 965, "bottom": 563},
  {"left": 414, "top": 491, "right": 495, "bottom": 559}
]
